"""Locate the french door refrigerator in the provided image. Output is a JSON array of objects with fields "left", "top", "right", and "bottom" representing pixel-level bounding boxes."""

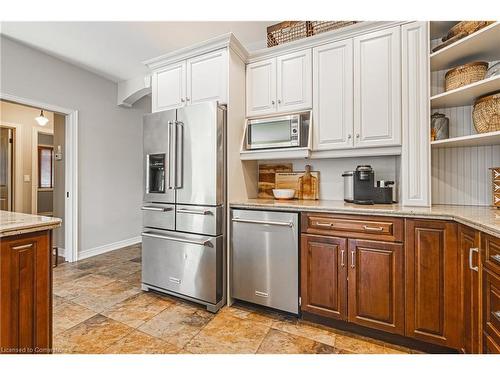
[{"left": 141, "top": 101, "right": 226, "bottom": 313}]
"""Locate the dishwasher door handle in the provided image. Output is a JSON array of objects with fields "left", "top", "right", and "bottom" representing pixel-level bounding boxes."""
[
  {"left": 141, "top": 231, "right": 212, "bottom": 247},
  {"left": 232, "top": 217, "right": 293, "bottom": 227}
]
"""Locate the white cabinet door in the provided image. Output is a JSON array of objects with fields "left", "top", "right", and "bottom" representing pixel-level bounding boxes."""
[
  {"left": 354, "top": 26, "right": 401, "bottom": 148},
  {"left": 152, "top": 61, "right": 186, "bottom": 112},
  {"left": 277, "top": 49, "right": 312, "bottom": 113},
  {"left": 187, "top": 49, "right": 228, "bottom": 106},
  {"left": 313, "top": 40, "right": 353, "bottom": 151},
  {"left": 246, "top": 58, "right": 276, "bottom": 117}
]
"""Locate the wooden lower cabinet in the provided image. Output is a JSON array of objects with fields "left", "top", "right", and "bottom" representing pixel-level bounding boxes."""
[
  {"left": 348, "top": 239, "right": 404, "bottom": 335},
  {"left": 0, "top": 230, "right": 52, "bottom": 354},
  {"left": 459, "top": 225, "right": 482, "bottom": 353},
  {"left": 483, "top": 267, "right": 500, "bottom": 353},
  {"left": 405, "top": 219, "right": 461, "bottom": 349},
  {"left": 301, "top": 234, "right": 347, "bottom": 320}
]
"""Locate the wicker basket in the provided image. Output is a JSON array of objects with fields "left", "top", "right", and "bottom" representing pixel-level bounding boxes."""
[
  {"left": 473, "top": 91, "right": 500, "bottom": 134},
  {"left": 267, "top": 21, "right": 358, "bottom": 47},
  {"left": 445, "top": 62, "right": 488, "bottom": 91},
  {"left": 443, "top": 21, "right": 494, "bottom": 41}
]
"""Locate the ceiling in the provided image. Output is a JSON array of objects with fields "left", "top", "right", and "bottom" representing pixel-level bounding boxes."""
[{"left": 1, "top": 21, "right": 276, "bottom": 82}]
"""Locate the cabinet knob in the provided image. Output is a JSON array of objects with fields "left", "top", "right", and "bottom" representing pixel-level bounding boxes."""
[
  {"left": 348, "top": 134, "right": 352, "bottom": 139},
  {"left": 181, "top": 98, "right": 185, "bottom": 103},
  {"left": 278, "top": 99, "right": 281, "bottom": 104},
  {"left": 271, "top": 100, "right": 275, "bottom": 105},
  {"left": 186, "top": 97, "right": 190, "bottom": 101},
  {"left": 356, "top": 133, "right": 360, "bottom": 138}
]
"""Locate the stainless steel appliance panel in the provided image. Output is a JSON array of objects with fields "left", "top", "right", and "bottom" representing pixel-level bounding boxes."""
[
  {"left": 175, "top": 102, "right": 225, "bottom": 206},
  {"left": 142, "top": 203, "right": 175, "bottom": 231},
  {"left": 143, "top": 110, "right": 176, "bottom": 203},
  {"left": 176, "top": 204, "right": 223, "bottom": 236},
  {"left": 231, "top": 209, "right": 299, "bottom": 314},
  {"left": 142, "top": 229, "right": 223, "bottom": 304}
]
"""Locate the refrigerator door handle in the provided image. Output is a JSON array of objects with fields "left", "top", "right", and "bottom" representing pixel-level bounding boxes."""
[
  {"left": 175, "top": 121, "right": 184, "bottom": 189},
  {"left": 166, "top": 121, "right": 173, "bottom": 189}
]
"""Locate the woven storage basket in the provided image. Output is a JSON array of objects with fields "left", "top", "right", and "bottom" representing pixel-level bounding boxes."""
[
  {"left": 444, "top": 21, "right": 493, "bottom": 41},
  {"left": 310, "top": 21, "right": 358, "bottom": 36},
  {"left": 445, "top": 62, "right": 488, "bottom": 91},
  {"left": 473, "top": 92, "right": 500, "bottom": 133}
]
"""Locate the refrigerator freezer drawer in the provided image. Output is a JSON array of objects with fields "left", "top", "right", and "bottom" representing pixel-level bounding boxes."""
[
  {"left": 176, "top": 205, "right": 223, "bottom": 236},
  {"left": 230, "top": 209, "right": 299, "bottom": 314},
  {"left": 142, "top": 203, "right": 175, "bottom": 231},
  {"left": 141, "top": 229, "right": 223, "bottom": 305}
]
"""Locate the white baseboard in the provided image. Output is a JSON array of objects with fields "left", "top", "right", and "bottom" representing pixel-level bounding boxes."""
[{"left": 78, "top": 236, "right": 142, "bottom": 261}]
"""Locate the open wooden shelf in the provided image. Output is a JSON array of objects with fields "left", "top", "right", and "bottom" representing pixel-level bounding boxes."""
[
  {"left": 430, "top": 22, "right": 500, "bottom": 72},
  {"left": 431, "top": 75, "right": 500, "bottom": 109},
  {"left": 431, "top": 130, "right": 500, "bottom": 148}
]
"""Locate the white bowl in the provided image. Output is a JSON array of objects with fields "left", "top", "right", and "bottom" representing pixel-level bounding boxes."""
[{"left": 272, "top": 189, "right": 295, "bottom": 200}]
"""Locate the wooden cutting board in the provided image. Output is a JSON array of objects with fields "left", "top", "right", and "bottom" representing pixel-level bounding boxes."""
[
  {"left": 258, "top": 163, "right": 293, "bottom": 198},
  {"left": 275, "top": 167, "right": 319, "bottom": 200}
]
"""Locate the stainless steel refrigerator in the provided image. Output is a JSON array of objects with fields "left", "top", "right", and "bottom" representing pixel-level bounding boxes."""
[{"left": 141, "top": 101, "right": 226, "bottom": 313}]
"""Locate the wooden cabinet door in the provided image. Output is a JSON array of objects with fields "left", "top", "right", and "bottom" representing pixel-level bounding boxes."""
[
  {"left": 276, "top": 49, "right": 312, "bottom": 113},
  {"left": 347, "top": 239, "right": 404, "bottom": 334},
  {"left": 152, "top": 61, "right": 186, "bottom": 112},
  {"left": 459, "top": 225, "right": 482, "bottom": 353},
  {"left": 301, "top": 234, "right": 347, "bottom": 320},
  {"left": 312, "top": 40, "right": 353, "bottom": 151},
  {"left": 353, "top": 26, "right": 401, "bottom": 148},
  {"left": 186, "top": 49, "right": 228, "bottom": 106},
  {"left": 405, "top": 219, "right": 461, "bottom": 349},
  {"left": 0, "top": 231, "right": 52, "bottom": 354},
  {"left": 246, "top": 58, "right": 276, "bottom": 117}
]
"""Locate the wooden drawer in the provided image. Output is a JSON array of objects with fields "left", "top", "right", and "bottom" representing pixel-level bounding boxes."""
[
  {"left": 482, "top": 233, "right": 500, "bottom": 275},
  {"left": 485, "top": 333, "right": 500, "bottom": 353},
  {"left": 301, "top": 213, "right": 403, "bottom": 242},
  {"left": 483, "top": 268, "right": 500, "bottom": 349}
]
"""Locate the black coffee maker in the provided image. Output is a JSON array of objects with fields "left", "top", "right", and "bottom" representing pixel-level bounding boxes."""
[{"left": 353, "top": 165, "right": 393, "bottom": 205}]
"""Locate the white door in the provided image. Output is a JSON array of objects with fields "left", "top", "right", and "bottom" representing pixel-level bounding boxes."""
[
  {"left": 313, "top": 40, "right": 353, "bottom": 151},
  {"left": 277, "top": 49, "right": 312, "bottom": 113},
  {"left": 152, "top": 61, "right": 186, "bottom": 112},
  {"left": 246, "top": 58, "right": 276, "bottom": 117},
  {"left": 353, "top": 26, "right": 401, "bottom": 148},
  {"left": 187, "top": 49, "right": 228, "bottom": 106}
]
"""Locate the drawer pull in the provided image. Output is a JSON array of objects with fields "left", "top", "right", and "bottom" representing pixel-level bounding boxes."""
[
  {"left": 363, "top": 225, "right": 384, "bottom": 232},
  {"left": 232, "top": 218, "right": 293, "bottom": 227},
  {"left": 141, "top": 206, "right": 172, "bottom": 212},
  {"left": 469, "top": 247, "right": 479, "bottom": 272},
  {"left": 315, "top": 222, "right": 334, "bottom": 228},
  {"left": 255, "top": 291, "right": 269, "bottom": 298},
  {"left": 492, "top": 254, "right": 500, "bottom": 263},
  {"left": 169, "top": 277, "right": 181, "bottom": 284},
  {"left": 177, "top": 208, "right": 211, "bottom": 215},
  {"left": 142, "top": 231, "right": 211, "bottom": 247},
  {"left": 494, "top": 311, "right": 500, "bottom": 321},
  {"left": 12, "top": 243, "right": 34, "bottom": 251}
]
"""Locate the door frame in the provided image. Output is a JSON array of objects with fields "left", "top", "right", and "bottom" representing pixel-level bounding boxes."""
[
  {"left": 1, "top": 92, "right": 79, "bottom": 263},
  {"left": 31, "top": 126, "right": 54, "bottom": 215},
  {"left": 0, "top": 122, "right": 23, "bottom": 213}
]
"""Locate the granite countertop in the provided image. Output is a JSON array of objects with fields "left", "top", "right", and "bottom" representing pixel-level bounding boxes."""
[
  {"left": 0, "top": 210, "right": 62, "bottom": 238},
  {"left": 230, "top": 199, "right": 500, "bottom": 238}
]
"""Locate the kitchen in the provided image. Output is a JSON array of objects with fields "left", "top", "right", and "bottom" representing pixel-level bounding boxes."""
[{"left": 0, "top": 4, "right": 499, "bottom": 371}]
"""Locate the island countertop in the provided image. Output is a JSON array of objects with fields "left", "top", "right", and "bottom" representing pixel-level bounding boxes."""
[
  {"left": 229, "top": 199, "right": 500, "bottom": 238},
  {"left": 0, "top": 210, "right": 62, "bottom": 238}
]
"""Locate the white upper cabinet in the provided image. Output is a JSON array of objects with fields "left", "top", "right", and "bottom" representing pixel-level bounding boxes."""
[
  {"left": 187, "top": 49, "right": 228, "bottom": 106},
  {"left": 313, "top": 40, "right": 353, "bottom": 151},
  {"left": 353, "top": 26, "right": 401, "bottom": 148},
  {"left": 152, "top": 61, "right": 186, "bottom": 112},
  {"left": 151, "top": 48, "right": 228, "bottom": 113},
  {"left": 246, "top": 58, "right": 276, "bottom": 117},
  {"left": 276, "top": 49, "right": 312, "bottom": 113},
  {"left": 246, "top": 50, "right": 312, "bottom": 117}
]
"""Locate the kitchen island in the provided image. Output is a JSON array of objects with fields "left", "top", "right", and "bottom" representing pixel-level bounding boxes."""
[{"left": 0, "top": 211, "right": 61, "bottom": 354}]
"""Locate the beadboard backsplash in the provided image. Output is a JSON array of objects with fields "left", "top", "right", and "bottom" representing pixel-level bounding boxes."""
[{"left": 258, "top": 156, "right": 399, "bottom": 201}]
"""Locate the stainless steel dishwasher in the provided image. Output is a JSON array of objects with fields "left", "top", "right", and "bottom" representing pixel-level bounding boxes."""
[{"left": 230, "top": 209, "right": 299, "bottom": 314}]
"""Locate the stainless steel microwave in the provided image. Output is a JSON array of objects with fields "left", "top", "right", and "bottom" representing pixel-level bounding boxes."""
[{"left": 246, "top": 111, "right": 310, "bottom": 150}]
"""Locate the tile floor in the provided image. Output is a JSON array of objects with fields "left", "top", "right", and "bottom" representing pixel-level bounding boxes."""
[{"left": 53, "top": 244, "right": 417, "bottom": 354}]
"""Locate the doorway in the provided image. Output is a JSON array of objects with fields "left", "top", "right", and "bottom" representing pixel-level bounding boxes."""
[{"left": 0, "top": 127, "right": 14, "bottom": 211}]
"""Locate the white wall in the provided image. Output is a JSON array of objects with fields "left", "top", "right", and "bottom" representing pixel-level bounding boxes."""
[{"left": 0, "top": 35, "right": 151, "bottom": 254}]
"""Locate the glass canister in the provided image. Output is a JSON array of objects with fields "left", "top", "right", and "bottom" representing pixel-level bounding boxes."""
[{"left": 430, "top": 113, "right": 449, "bottom": 141}]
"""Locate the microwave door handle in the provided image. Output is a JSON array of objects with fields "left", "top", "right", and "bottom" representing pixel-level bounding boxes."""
[{"left": 175, "top": 121, "right": 183, "bottom": 189}]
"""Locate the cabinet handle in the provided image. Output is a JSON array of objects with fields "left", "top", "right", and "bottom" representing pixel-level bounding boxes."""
[
  {"left": 492, "top": 254, "right": 500, "bottom": 263},
  {"left": 271, "top": 100, "right": 275, "bottom": 105},
  {"left": 469, "top": 247, "right": 479, "bottom": 272},
  {"left": 350, "top": 250, "right": 355, "bottom": 268},
  {"left": 12, "top": 243, "right": 34, "bottom": 251},
  {"left": 341, "top": 249, "right": 345, "bottom": 268},
  {"left": 315, "top": 222, "right": 334, "bottom": 228},
  {"left": 363, "top": 225, "right": 384, "bottom": 232}
]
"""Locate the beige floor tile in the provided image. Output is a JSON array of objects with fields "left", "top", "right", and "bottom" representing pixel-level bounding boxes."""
[
  {"left": 96, "top": 261, "right": 142, "bottom": 280},
  {"left": 120, "top": 270, "right": 142, "bottom": 286},
  {"left": 220, "top": 304, "right": 285, "bottom": 327},
  {"left": 70, "top": 280, "right": 141, "bottom": 313},
  {"left": 53, "top": 314, "right": 133, "bottom": 354},
  {"left": 102, "top": 293, "right": 174, "bottom": 328},
  {"left": 54, "top": 274, "right": 117, "bottom": 299},
  {"left": 271, "top": 319, "right": 337, "bottom": 347},
  {"left": 334, "top": 333, "right": 406, "bottom": 354},
  {"left": 257, "top": 329, "right": 339, "bottom": 354},
  {"left": 53, "top": 266, "right": 92, "bottom": 287},
  {"left": 138, "top": 303, "right": 213, "bottom": 348},
  {"left": 102, "top": 330, "right": 180, "bottom": 354},
  {"left": 185, "top": 313, "right": 270, "bottom": 354},
  {"left": 53, "top": 299, "right": 98, "bottom": 335}
]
